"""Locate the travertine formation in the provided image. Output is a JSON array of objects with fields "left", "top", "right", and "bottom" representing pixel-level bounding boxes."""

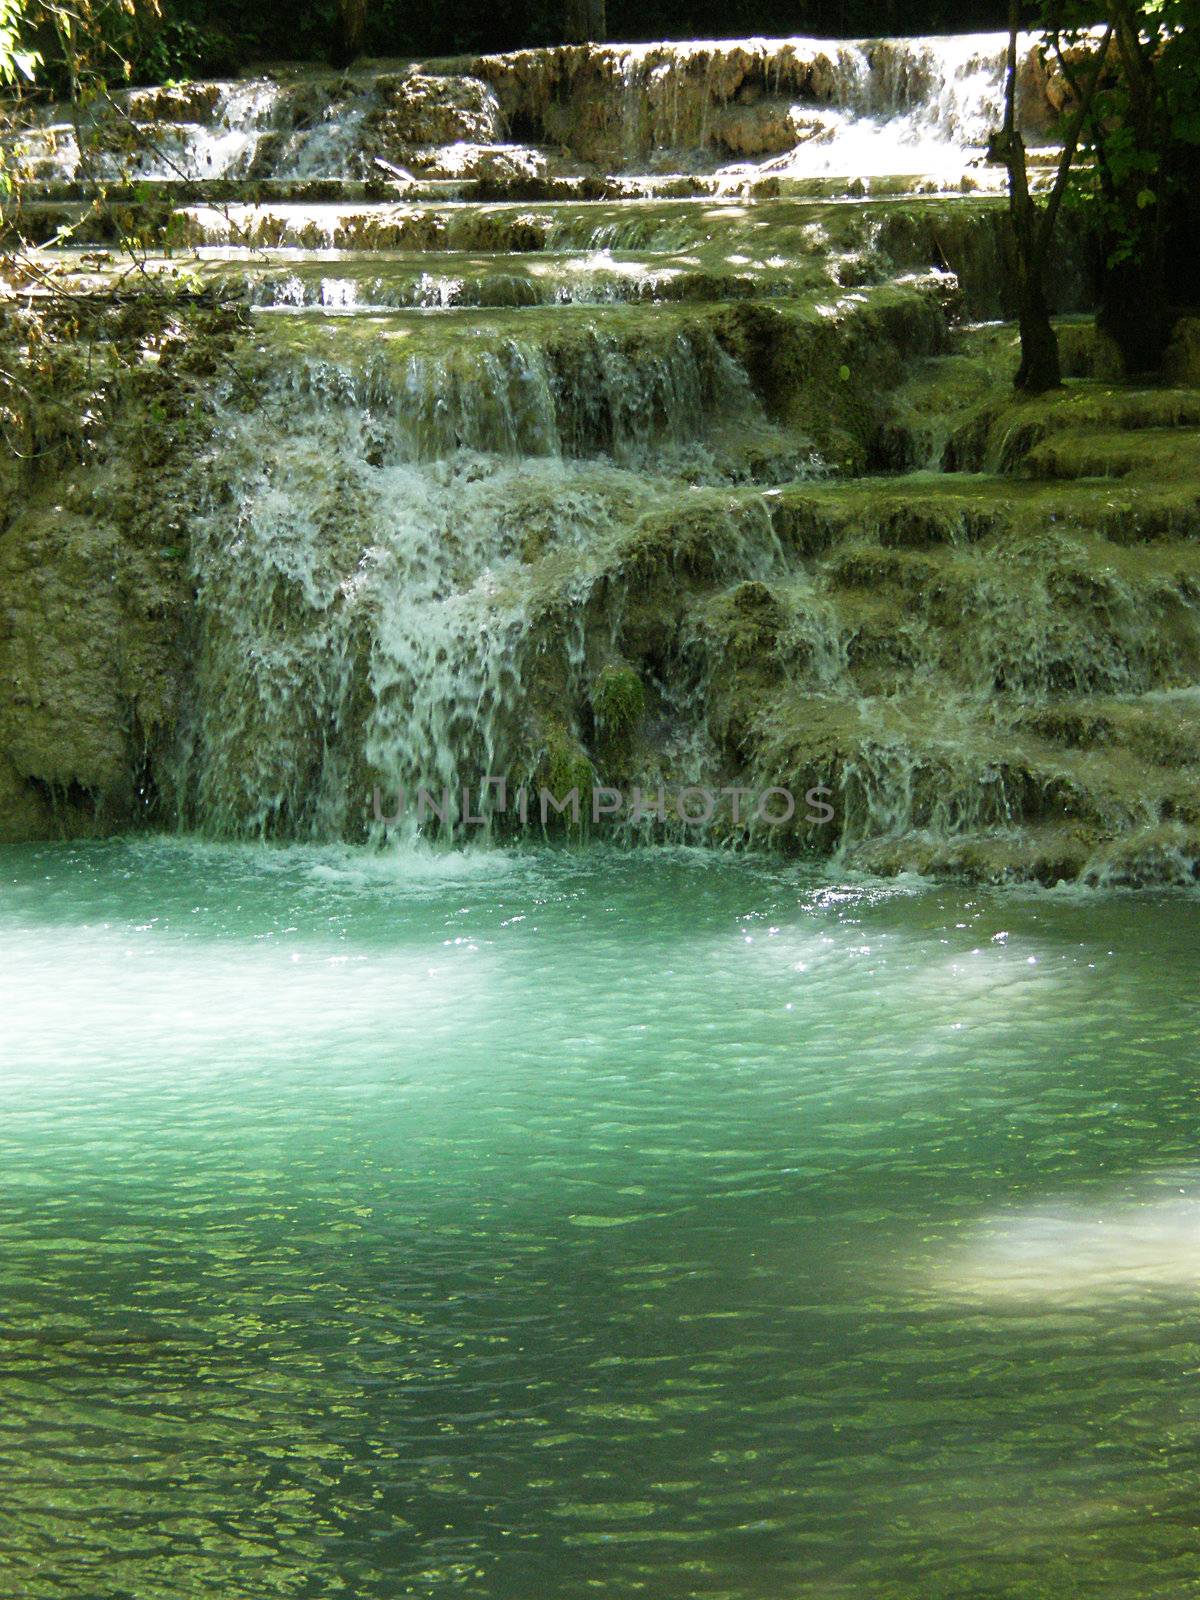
[{"left": 2, "top": 31, "right": 1198, "bottom": 883}]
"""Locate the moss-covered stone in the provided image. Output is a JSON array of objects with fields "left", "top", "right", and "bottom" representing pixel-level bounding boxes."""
[
  {"left": 1165, "top": 317, "right": 1200, "bottom": 388},
  {"left": 716, "top": 280, "right": 952, "bottom": 472},
  {"left": 591, "top": 664, "right": 645, "bottom": 735},
  {"left": 0, "top": 294, "right": 243, "bottom": 842},
  {"left": 533, "top": 722, "right": 594, "bottom": 834}
]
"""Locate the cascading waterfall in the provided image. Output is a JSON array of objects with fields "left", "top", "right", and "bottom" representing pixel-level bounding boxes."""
[
  {"left": 5, "top": 26, "right": 1199, "bottom": 882},
  {"left": 175, "top": 309, "right": 784, "bottom": 838},
  {"left": 2, "top": 31, "right": 1046, "bottom": 191}
]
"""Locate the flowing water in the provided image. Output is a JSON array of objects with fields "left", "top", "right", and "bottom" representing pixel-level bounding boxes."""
[
  {"left": 2, "top": 839, "right": 1199, "bottom": 1598},
  {"left": 9, "top": 29, "right": 1147, "bottom": 872}
]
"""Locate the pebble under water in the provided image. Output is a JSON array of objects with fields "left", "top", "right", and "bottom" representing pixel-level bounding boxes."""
[{"left": 1, "top": 839, "right": 1198, "bottom": 1597}]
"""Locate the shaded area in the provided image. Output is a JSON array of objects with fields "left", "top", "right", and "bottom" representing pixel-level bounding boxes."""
[{"left": 180, "top": 1, "right": 1019, "bottom": 72}]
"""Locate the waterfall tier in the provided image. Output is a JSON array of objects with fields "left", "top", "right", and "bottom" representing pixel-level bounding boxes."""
[{"left": 3, "top": 31, "right": 1068, "bottom": 206}]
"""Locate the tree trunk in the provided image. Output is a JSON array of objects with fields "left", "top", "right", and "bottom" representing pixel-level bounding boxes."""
[
  {"left": 1016, "top": 276, "right": 1062, "bottom": 392},
  {"left": 1093, "top": 0, "right": 1171, "bottom": 374},
  {"left": 1000, "top": 6, "right": 1113, "bottom": 393},
  {"left": 1098, "top": 250, "right": 1171, "bottom": 377},
  {"left": 332, "top": 0, "right": 366, "bottom": 66},
  {"left": 563, "top": 0, "right": 607, "bottom": 44},
  {"left": 1001, "top": 7, "right": 1060, "bottom": 393},
  {"left": 1166, "top": 142, "right": 1200, "bottom": 310}
]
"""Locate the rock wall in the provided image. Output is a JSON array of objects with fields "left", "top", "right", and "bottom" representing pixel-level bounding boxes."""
[{"left": 0, "top": 302, "right": 242, "bottom": 840}]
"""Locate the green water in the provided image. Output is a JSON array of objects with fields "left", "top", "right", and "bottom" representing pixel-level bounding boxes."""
[{"left": 2, "top": 839, "right": 1199, "bottom": 1598}]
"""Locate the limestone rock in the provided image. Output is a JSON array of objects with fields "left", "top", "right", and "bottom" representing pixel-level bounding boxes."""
[{"left": 367, "top": 73, "right": 504, "bottom": 152}]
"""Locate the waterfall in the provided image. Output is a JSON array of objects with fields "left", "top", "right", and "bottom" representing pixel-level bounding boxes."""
[
  {"left": 172, "top": 310, "right": 783, "bottom": 838},
  {"left": 5, "top": 26, "right": 1196, "bottom": 885}
]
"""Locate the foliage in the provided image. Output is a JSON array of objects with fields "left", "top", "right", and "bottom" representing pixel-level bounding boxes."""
[
  {"left": 1000, "top": 0, "right": 1200, "bottom": 386},
  {"left": 136, "top": 12, "right": 238, "bottom": 81},
  {"left": 1042, "top": 0, "right": 1200, "bottom": 267},
  {"left": 995, "top": 0, "right": 1115, "bottom": 391},
  {"left": 0, "top": 0, "right": 39, "bottom": 84},
  {"left": 4, "top": 0, "right": 1022, "bottom": 79}
]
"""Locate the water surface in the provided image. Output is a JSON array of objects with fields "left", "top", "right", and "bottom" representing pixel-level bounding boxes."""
[{"left": 2, "top": 839, "right": 1198, "bottom": 1597}]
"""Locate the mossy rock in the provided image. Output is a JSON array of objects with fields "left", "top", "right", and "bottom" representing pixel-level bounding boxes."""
[
  {"left": 1083, "top": 823, "right": 1200, "bottom": 888},
  {"left": 949, "top": 380, "right": 1200, "bottom": 475},
  {"left": 849, "top": 823, "right": 1101, "bottom": 887},
  {"left": 538, "top": 723, "right": 594, "bottom": 830},
  {"left": 1021, "top": 427, "right": 1200, "bottom": 483},
  {"left": 1164, "top": 317, "right": 1200, "bottom": 388},
  {"left": 714, "top": 282, "right": 950, "bottom": 471},
  {"left": 704, "top": 581, "right": 787, "bottom": 663},
  {"left": 591, "top": 664, "right": 645, "bottom": 735}
]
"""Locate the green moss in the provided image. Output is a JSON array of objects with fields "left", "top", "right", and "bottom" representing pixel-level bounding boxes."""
[
  {"left": 1083, "top": 823, "right": 1200, "bottom": 888},
  {"left": 0, "top": 292, "right": 251, "bottom": 845},
  {"left": 618, "top": 493, "right": 769, "bottom": 585},
  {"left": 952, "top": 381, "right": 1200, "bottom": 475},
  {"left": 702, "top": 581, "right": 788, "bottom": 669},
  {"left": 850, "top": 823, "right": 1103, "bottom": 887},
  {"left": 1019, "top": 699, "right": 1200, "bottom": 768},
  {"left": 1021, "top": 427, "right": 1200, "bottom": 483},
  {"left": 591, "top": 664, "right": 645, "bottom": 735},
  {"left": 534, "top": 722, "right": 594, "bottom": 835},
  {"left": 716, "top": 280, "right": 952, "bottom": 472}
]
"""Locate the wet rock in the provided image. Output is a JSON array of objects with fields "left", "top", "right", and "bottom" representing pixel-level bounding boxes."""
[
  {"left": 368, "top": 73, "right": 504, "bottom": 150},
  {"left": 712, "top": 102, "right": 805, "bottom": 158},
  {"left": 3, "top": 34, "right": 1198, "bottom": 883}
]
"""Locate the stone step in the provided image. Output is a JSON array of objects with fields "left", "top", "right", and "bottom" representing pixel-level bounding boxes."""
[
  {"left": 9, "top": 192, "right": 1092, "bottom": 328},
  {"left": 10, "top": 167, "right": 1016, "bottom": 205},
  {"left": 848, "top": 820, "right": 1200, "bottom": 887},
  {"left": 764, "top": 471, "right": 1200, "bottom": 553},
  {"left": 14, "top": 177, "right": 475, "bottom": 206},
  {"left": 1019, "top": 690, "right": 1200, "bottom": 767},
  {"left": 47, "top": 247, "right": 834, "bottom": 311},
  {"left": 1022, "top": 427, "right": 1200, "bottom": 482}
]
